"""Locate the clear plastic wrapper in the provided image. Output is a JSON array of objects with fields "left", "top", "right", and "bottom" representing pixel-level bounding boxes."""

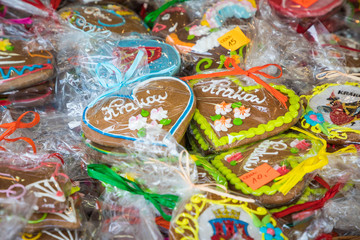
[
  {"left": 266, "top": 0, "right": 344, "bottom": 33},
  {"left": 0, "top": 191, "right": 37, "bottom": 240},
  {"left": 294, "top": 151, "right": 360, "bottom": 239},
  {"left": 245, "top": 13, "right": 346, "bottom": 95},
  {"left": 57, "top": 3, "right": 150, "bottom": 35}
]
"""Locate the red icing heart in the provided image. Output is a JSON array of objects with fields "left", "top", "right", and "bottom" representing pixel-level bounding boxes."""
[{"left": 309, "top": 114, "right": 317, "bottom": 121}]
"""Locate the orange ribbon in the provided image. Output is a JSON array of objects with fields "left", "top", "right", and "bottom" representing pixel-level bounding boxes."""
[
  {"left": 181, "top": 58, "right": 289, "bottom": 108},
  {"left": 0, "top": 111, "right": 40, "bottom": 153}
]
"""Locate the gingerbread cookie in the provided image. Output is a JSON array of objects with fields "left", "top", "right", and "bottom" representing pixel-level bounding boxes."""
[
  {"left": 21, "top": 229, "right": 81, "bottom": 240},
  {"left": 165, "top": 0, "right": 256, "bottom": 74},
  {"left": 58, "top": 4, "right": 149, "bottom": 35},
  {"left": 82, "top": 76, "right": 196, "bottom": 147},
  {"left": 0, "top": 163, "right": 71, "bottom": 213},
  {"left": 0, "top": 38, "right": 54, "bottom": 93},
  {"left": 170, "top": 193, "right": 289, "bottom": 240},
  {"left": 25, "top": 198, "right": 80, "bottom": 233},
  {"left": 211, "top": 132, "right": 323, "bottom": 207},
  {"left": 300, "top": 82, "right": 360, "bottom": 145},
  {"left": 189, "top": 76, "right": 302, "bottom": 152},
  {"left": 0, "top": 80, "right": 54, "bottom": 108},
  {"left": 151, "top": 4, "right": 191, "bottom": 39}
]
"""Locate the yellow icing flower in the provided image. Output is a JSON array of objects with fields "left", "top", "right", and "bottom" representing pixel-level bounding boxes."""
[{"left": 0, "top": 39, "right": 13, "bottom": 51}]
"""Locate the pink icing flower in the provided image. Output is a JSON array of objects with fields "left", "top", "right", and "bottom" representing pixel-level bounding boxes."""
[
  {"left": 128, "top": 114, "right": 147, "bottom": 130},
  {"left": 233, "top": 106, "right": 250, "bottom": 119},
  {"left": 150, "top": 107, "right": 168, "bottom": 121},
  {"left": 273, "top": 165, "right": 290, "bottom": 176},
  {"left": 215, "top": 101, "right": 232, "bottom": 115},
  {"left": 214, "top": 116, "right": 233, "bottom": 132}
]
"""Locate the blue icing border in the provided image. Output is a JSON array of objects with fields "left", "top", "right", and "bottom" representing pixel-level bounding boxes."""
[{"left": 82, "top": 76, "right": 194, "bottom": 141}]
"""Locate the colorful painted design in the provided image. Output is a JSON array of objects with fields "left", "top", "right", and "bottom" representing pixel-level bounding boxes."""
[
  {"left": 209, "top": 206, "right": 254, "bottom": 240},
  {"left": 172, "top": 194, "right": 288, "bottom": 240},
  {"left": 0, "top": 38, "right": 13, "bottom": 51},
  {"left": 302, "top": 82, "right": 360, "bottom": 140},
  {"left": 0, "top": 65, "right": 46, "bottom": 80},
  {"left": 260, "top": 223, "right": 284, "bottom": 240}
]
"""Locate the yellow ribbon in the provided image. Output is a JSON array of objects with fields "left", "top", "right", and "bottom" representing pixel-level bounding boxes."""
[
  {"left": 147, "top": 150, "right": 255, "bottom": 203},
  {"left": 274, "top": 127, "right": 357, "bottom": 195},
  {"left": 316, "top": 70, "right": 360, "bottom": 81}
]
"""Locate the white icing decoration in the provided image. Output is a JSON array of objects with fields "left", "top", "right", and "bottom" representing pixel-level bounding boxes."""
[
  {"left": 214, "top": 116, "right": 233, "bottom": 132},
  {"left": 52, "top": 198, "right": 77, "bottom": 223},
  {"left": 189, "top": 25, "right": 211, "bottom": 37},
  {"left": 149, "top": 120, "right": 163, "bottom": 129},
  {"left": 0, "top": 51, "right": 20, "bottom": 56},
  {"left": 84, "top": 7, "right": 112, "bottom": 22},
  {"left": 0, "top": 51, "right": 25, "bottom": 65},
  {"left": 198, "top": 205, "right": 262, "bottom": 239},
  {"left": 161, "top": 13, "right": 170, "bottom": 21},
  {"left": 309, "top": 85, "right": 360, "bottom": 130},
  {"left": 192, "top": 26, "right": 234, "bottom": 53},
  {"left": 215, "top": 102, "right": 232, "bottom": 115},
  {"left": 234, "top": 106, "right": 251, "bottom": 119},
  {"left": 25, "top": 176, "right": 66, "bottom": 204},
  {"left": 169, "top": 22, "right": 178, "bottom": 33},
  {"left": 43, "top": 228, "right": 77, "bottom": 240},
  {"left": 150, "top": 107, "right": 168, "bottom": 121},
  {"left": 243, "top": 140, "right": 288, "bottom": 171},
  {"left": 101, "top": 92, "right": 168, "bottom": 121},
  {"left": 201, "top": 80, "right": 266, "bottom": 104},
  {"left": 128, "top": 114, "right": 147, "bottom": 130}
]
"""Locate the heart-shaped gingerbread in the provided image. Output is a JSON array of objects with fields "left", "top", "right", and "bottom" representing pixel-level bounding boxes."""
[
  {"left": 211, "top": 132, "right": 323, "bottom": 207},
  {"left": 189, "top": 76, "right": 302, "bottom": 152},
  {"left": 82, "top": 76, "right": 196, "bottom": 147},
  {"left": 0, "top": 38, "right": 54, "bottom": 93}
]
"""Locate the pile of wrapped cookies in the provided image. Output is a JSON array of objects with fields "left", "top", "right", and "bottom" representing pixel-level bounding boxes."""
[{"left": 1, "top": 0, "right": 360, "bottom": 239}]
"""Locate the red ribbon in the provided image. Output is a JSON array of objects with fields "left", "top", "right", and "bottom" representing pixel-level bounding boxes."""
[
  {"left": 0, "top": 111, "right": 40, "bottom": 153},
  {"left": 315, "top": 233, "right": 333, "bottom": 240},
  {"left": 273, "top": 181, "right": 344, "bottom": 219},
  {"left": 22, "top": 0, "right": 61, "bottom": 11},
  {"left": 180, "top": 58, "right": 288, "bottom": 108}
]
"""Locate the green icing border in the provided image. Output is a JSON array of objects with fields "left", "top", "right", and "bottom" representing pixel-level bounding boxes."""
[
  {"left": 194, "top": 157, "right": 228, "bottom": 188},
  {"left": 191, "top": 80, "right": 301, "bottom": 148},
  {"left": 211, "top": 132, "right": 324, "bottom": 196},
  {"left": 189, "top": 121, "right": 210, "bottom": 151}
]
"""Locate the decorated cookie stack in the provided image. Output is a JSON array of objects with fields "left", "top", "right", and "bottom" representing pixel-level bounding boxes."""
[
  {"left": 0, "top": 157, "right": 82, "bottom": 239},
  {"left": 0, "top": 37, "right": 55, "bottom": 108}
]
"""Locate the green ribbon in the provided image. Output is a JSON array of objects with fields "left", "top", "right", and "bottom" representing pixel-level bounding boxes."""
[
  {"left": 144, "top": 0, "right": 188, "bottom": 28},
  {"left": 87, "top": 164, "right": 179, "bottom": 221}
]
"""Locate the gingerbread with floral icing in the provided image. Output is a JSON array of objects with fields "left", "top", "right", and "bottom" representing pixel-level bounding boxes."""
[
  {"left": 189, "top": 76, "right": 302, "bottom": 152},
  {"left": 211, "top": 133, "right": 323, "bottom": 207},
  {"left": 82, "top": 76, "right": 196, "bottom": 147}
]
